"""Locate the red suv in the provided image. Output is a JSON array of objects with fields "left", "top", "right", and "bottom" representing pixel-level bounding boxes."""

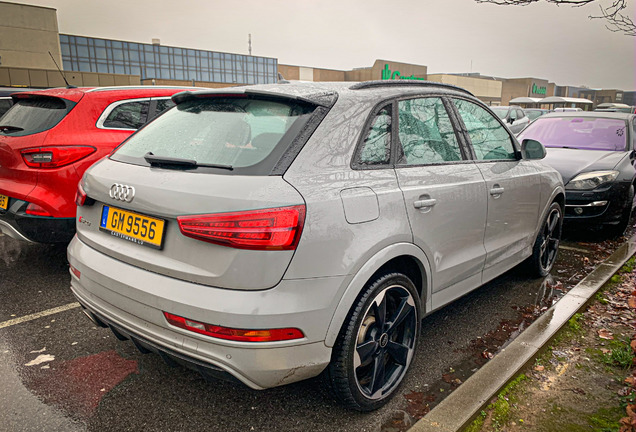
[{"left": 0, "top": 86, "right": 195, "bottom": 243}]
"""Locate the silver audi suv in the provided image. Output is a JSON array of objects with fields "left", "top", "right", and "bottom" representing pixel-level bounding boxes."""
[{"left": 68, "top": 81, "right": 564, "bottom": 411}]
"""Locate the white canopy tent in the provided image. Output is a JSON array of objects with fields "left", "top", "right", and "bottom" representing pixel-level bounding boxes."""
[{"left": 538, "top": 96, "right": 593, "bottom": 108}]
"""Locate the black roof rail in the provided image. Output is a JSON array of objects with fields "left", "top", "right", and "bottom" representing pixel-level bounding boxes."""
[{"left": 350, "top": 80, "right": 474, "bottom": 96}]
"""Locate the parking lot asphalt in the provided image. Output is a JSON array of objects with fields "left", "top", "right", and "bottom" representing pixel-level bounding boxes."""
[{"left": 0, "top": 226, "right": 633, "bottom": 432}]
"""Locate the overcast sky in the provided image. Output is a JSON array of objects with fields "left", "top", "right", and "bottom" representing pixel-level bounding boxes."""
[{"left": 13, "top": 0, "right": 636, "bottom": 90}]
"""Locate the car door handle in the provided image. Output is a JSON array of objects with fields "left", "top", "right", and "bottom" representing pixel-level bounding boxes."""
[
  {"left": 490, "top": 187, "right": 505, "bottom": 196},
  {"left": 414, "top": 198, "right": 437, "bottom": 209}
]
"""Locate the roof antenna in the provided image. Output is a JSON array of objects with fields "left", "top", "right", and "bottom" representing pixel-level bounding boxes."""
[{"left": 49, "top": 51, "right": 75, "bottom": 88}]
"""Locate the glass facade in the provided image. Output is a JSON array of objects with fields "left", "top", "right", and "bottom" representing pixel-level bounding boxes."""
[{"left": 59, "top": 34, "right": 278, "bottom": 85}]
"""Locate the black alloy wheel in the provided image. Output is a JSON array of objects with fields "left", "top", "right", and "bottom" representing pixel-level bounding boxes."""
[
  {"left": 327, "top": 273, "right": 420, "bottom": 411},
  {"left": 528, "top": 202, "right": 563, "bottom": 278}
]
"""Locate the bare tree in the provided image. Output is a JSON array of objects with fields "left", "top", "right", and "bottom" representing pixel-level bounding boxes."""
[{"left": 474, "top": 0, "right": 635, "bottom": 36}]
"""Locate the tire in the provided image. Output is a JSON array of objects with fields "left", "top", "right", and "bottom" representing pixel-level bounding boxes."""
[
  {"left": 606, "top": 185, "right": 634, "bottom": 238},
  {"left": 527, "top": 202, "right": 563, "bottom": 278},
  {"left": 326, "top": 273, "right": 421, "bottom": 411}
]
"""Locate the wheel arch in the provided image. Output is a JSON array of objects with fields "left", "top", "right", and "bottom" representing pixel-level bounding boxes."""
[
  {"left": 534, "top": 186, "right": 565, "bottom": 238},
  {"left": 324, "top": 243, "right": 431, "bottom": 347}
]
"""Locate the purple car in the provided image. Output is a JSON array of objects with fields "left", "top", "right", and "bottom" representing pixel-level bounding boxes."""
[{"left": 518, "top": 112, "right": 636, "bottom": 236}]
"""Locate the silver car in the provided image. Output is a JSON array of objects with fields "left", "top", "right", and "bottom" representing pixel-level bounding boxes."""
[
  {"left": 68, "top": 81, "right": 564, "bottom": 411},
  {"left": 491, "top": 105, "right": 530, "bottom": 134}
]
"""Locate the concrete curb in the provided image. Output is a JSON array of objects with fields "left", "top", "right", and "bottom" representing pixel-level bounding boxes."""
[{"left": 409, "top": 233, "right": 636, "bottom": 432}]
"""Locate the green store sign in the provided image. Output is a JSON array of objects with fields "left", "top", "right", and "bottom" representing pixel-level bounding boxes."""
[
  {"left": 381, "top": 64, "right": 424, "bottom": 81},
  {"left": 532, "top": 83, "right": 547, "bottom": 95}
]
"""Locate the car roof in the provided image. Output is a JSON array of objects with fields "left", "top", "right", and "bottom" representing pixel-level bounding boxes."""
[
  {"left": 172, "top": 81, "right": 478, "bottom": 108},
  {"left": 11, "top": 86, "right": 200, "bottom": 103},
  {"left": 540, "top": 111, "right": 634, "bottom": 120}
]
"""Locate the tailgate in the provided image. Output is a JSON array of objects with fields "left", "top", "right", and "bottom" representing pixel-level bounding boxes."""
[{"left": 76, "top": 158, "right": 305, "bottom": 290}]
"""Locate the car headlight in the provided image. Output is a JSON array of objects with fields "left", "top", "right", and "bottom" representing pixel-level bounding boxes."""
[{"left": 566, "top": 170, "right": 619, "bottom": 190}]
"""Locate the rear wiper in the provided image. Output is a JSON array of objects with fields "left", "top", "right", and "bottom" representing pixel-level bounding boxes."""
[
  {"left": 0, "top": 125, "right": 24, "bottom": 133},
  {"left": 143, "top": 152, "right": 233, "bottom": 170}
]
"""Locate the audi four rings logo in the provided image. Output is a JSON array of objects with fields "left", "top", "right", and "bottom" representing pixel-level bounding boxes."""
[{"left": 109, "top": 183, "right": 135, "bottom": 202}]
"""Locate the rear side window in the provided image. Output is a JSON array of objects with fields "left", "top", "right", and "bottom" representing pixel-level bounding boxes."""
[
  {"left": 102, "top": 100, "right": 150, "bottom": 129},
  {"left": 453, "top": 99, "right": 516, "bottom": 161},
  {"left": 0, "top": 98, "right": 12, "bottom": 118},
  {"left": 355, "top": 106, "right": 391, "bottom": 166},
  {"left": 155, "top": 98, "right": 175, "bottom": 113},
  {"left": 111, "top": 97, "right": 315, "bottom": 172},
  {"left": 397, "top": 97, "right": 461, "bottom": 165},
  {"left": 0, "top": 96, "right": 73, "bottom": 137}
]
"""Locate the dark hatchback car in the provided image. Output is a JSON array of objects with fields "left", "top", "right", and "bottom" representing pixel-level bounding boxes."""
[{"left": 518, "top": 112, "right": 636, "bottom": 236}]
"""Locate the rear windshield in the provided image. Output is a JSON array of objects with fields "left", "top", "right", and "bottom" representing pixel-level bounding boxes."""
[
  {"left": 0, "top": 96, "right": 74, "bottom": 137},
  {"left": 526, "top": 110, "right": 544, "bottom": 121},
  {"left": 491, "top": 108, "right": 508, "bottom": 119},
  {"left": 111, "top": 97, "right": 316, "bottom": 173},
  {"left": 519, "top": 117, "right": 627, "bottom": 151}
]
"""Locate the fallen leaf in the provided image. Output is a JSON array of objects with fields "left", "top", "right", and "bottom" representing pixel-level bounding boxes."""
[
  {"left": 534, "top": 365, "right": 545, "bottom": 372},
  {"left": 25, "top": 354, "right": 55, "bottom": 366},
  {"left": 598, "top": 329, "right": 614, "bottom": 340}
]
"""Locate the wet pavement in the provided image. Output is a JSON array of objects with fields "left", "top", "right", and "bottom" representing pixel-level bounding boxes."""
[{"left": 0, "top": 224, "right": 633, "bottom": 432}]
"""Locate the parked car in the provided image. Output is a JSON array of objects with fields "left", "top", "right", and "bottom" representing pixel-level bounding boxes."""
[
  {"left": 594, "top": 103, "right": 636, "bottom": 114},
  {"left": 553, "top": 107, "right": 583, "bottom": 112},
  {"left": 518, "top": 112, "right": 635, "bottom": 236},
  {"left": 68, "top": 81, "right": 564, "bottom": 411},
  {"left": 0, "top": 86, "right": 196, "bottom": 243},
  {"left": 490, "top": 105, "right": 530, "bottom": 134},
  {"left": 525, "top": 108, "right": 551, "bottom": 121}
]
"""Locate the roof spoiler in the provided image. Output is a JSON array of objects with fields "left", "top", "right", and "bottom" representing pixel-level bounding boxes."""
[{"left": 171, "top": 88, "right": 337, "bottom": 108}]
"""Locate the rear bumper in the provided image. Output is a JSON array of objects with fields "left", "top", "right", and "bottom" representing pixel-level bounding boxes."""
[
  {"left": 67, "top": 235, "right": 343, "bottom": 389},
  {"left": 0, "top": 197, "right": 74, "bottom": 243},
  {"left": 564, "top": 181, "right": 631, "bottom": 226}
]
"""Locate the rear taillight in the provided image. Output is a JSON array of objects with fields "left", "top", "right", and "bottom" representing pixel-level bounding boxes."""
[
  {"left": 21, "top": 146, "right": 96, "bottom": 169},
  {"left": 75, "top": 182, "right": 87, "bottom": 206},
  {"left": 25, "top": 203, "right": 52, "bottom": 217},
  {"left": 163, "top": 312, "right": 304, "bottom": 342},
  {"left": 69, "top": 264, "right": 81, "bottom": 279},
  {"left": 177, "top": 205, "right": 305, "bottom": 250}
]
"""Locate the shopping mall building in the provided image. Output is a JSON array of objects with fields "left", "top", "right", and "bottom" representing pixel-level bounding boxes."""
[{"left": 1, "top": 1, "right": 632, "bottom": 109}]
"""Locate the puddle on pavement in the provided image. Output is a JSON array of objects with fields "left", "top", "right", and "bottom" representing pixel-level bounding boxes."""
[{"left": 381, "top": 225, "right": 635, "bottom": 432}]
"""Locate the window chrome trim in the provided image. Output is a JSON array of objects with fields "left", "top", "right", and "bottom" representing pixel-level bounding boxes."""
[{"left": 96, "top": 97, "right": 151, "bottom": 131}]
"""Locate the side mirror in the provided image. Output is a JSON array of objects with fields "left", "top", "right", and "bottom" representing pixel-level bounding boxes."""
[
  {"left": 508, "top": 117, "right": 515, "bottom": 124},
  {"left": 521, "top": 139, "right": 546, "bottom": 160}
]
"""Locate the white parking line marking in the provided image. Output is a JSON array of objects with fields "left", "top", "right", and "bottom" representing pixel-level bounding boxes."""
[{"left": 0, "top": 302, "right": 80, "bottom": 329}]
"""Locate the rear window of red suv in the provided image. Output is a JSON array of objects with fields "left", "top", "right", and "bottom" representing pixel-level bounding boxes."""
[{"left": 0, "top": 96, "right": 76, "bottom": 137}]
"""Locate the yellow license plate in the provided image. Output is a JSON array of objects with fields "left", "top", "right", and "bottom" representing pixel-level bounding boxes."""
[
  {"left": 99, "top": 205, "right": 165, "bottom": 249},
  {"left": 0, "top": 194, "right": 8, "bottom": 210}
]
